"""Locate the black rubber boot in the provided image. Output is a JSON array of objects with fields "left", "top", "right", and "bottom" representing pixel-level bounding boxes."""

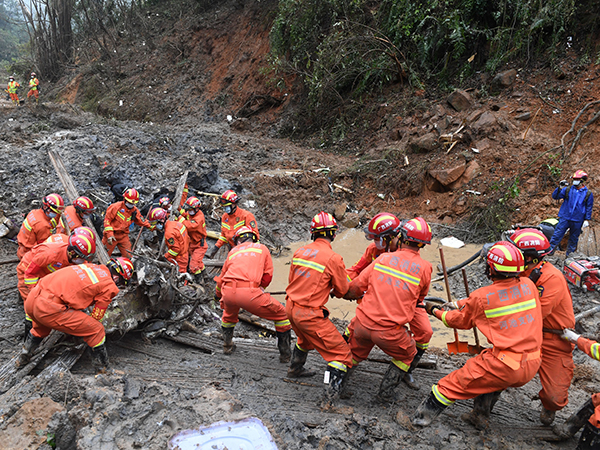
[
  {"left": 276, "top": 330, "right": 292, "bottom": 363},
  {"left": 577, "top": 422, "right": 600, "bottom": 450},
  {"left": 91, "top": 344, "right": 110, "bottom": 373},
  {"left": 16, "top": 332, "right": 43, "bottom": 368},
  {"left": 287, "top": 345, "right": 316, "bottom": 378},
  {"left": 339, "top": 366, "right": 356, "bottom": 399},
  {"left": 221, "top": 326, "right": 236, "bottom": 355},
  {"left": 554, "top": 398, "right": 596, "bottom": 440},
  {"left": 461, "top": 392, "right": 500, "bottom": 430},
  {"left": 323, "top": 366, "right": 347, "bottom": 404},
  {"left": 377, "top": 362, "right": 406, "bottom": 402},
  {"left": 403, "top": 348, "right": 425, "bottom": 391},
  {"left": 23, "top": 319, "right": 32, "bottom": 342},
  {"left": 413, "top": 392, "right": 448, "bottom": 427},
  {"left": 541, "top": 407, "right": 556, "bottom": 426}
]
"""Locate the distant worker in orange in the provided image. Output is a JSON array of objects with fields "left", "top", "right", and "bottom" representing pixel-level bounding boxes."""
[
  {"left": 215, "top": 226, "right": 292, "bottom": 361},
  {"left": 27, "top": 72, "right": 39, "bottom": 104},
  {"left": 509, "top": 228, "right": 576, "bottom": 426},
  {"left": 56, "top": 196, "right": 95, "bottom": 234},
  {"left": 180, "top": 196, "right": 208, "bottom": 279},
  {"left": 18, "top": 257, "right": 134, "bottom": 372},
  {"left": 346, "top": 213, "right": 434, "bottom": 390},
  {"left": 414, "top": 241, "right": 542, "bottom": 429},
  {"left": 149, "top": 207, "right": 190, "bottom": 273},
  {"left": 17, "top": 230, "right": 97, "bottom": 337},
  {"left": 345, "top": 217, "right": 433, "bottom": 401},
  {"left": 206, "top": 190, "right": 259, "bottom": 259},
  {"left": 17, "top": 194, "right": 65, "bottom": 260},
  {"left": 7, "top": 76, "right": 20, "bottom": 106},
  {"left": 102, "top": 188, "right": 151, "bottom": 257},
  {"left": 554, "top": 330, "right": 600, "bottom": 448},
  {"left": 285, "top": 211, "right": 351, "bottom": 403}
]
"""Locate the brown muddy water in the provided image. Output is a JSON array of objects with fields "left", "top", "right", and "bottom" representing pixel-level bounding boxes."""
[{"left": 270, "top": 228, "right": 484, "bottom": 349}]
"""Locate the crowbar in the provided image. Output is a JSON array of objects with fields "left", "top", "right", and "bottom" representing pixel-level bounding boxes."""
[
  {"left": 439, "top": 248, "right": 469, "bottom": 354},
  {"left": 461, "top": 268, "right": 484, "bottom": 354}
]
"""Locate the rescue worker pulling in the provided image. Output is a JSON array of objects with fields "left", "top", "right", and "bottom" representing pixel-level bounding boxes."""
[
  {"left": 149, "top": 207, "right": 190, "bottom": 274},
  {"left": 17, "top": 194, "right": 65, "bottom": 260},
  {"left": 7, "top": 75, "right": 20, "bottom": 106},
  {"left": 56, "top": 196, "right": 96, "bottom": 234},
  {"left": 28, "top": 72, "right": 39, "bottom": 104},
  {"left": 180, "top": 196, "right": 208, "bottom": 280},
  {"left": 214, "top": 226, "right": 292, "bottom": 361}
]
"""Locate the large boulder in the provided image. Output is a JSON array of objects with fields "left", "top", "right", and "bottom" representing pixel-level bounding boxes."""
[
  {"left": 429, "top": 158, "right": 467, "bottom": 187},
  {"left": 491, "top": 69, "right": 517, "bottom": 90},
  {"left": 409, "top": 132, "right": 439, "bottom": 153},
  {"left": 471, "top": 111, "right": 498, "bottom": 134},
  {"left": 447, "top": 90, "right": 473, "bottom": 112},
  {"left": 448, "top": 160, "right": 481, "bottom": 190}
]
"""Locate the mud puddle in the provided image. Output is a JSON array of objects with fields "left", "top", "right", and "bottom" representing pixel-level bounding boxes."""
[{"left": 271, "top": 228, "right": 483, "bottom": 348}]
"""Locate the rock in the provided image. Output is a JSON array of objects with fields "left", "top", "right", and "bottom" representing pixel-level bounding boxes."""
[
  {"left": 409, "top": 132, "right": 439, "bottom": 153},
  {"left": 448, "top": 160, "right": 481, "bottom": 190},
  {"left": 447, "top": 90, "right": 473, "bottom": 112},
  {"left": 473, "top": 138, "right": 491, "bottom": 151},
  {"left": 333, "top": 203, "right": 347, "bottom": 220},
  {"left": 230, "top": 118, "right": 250, "bottom": 131},
  {"left": 491, "top": 69, "right": 517, "bottom": 90},
  {"left": 341, "top": 213, "right": 360, "bottom": 229},
  {"left": 467, "top": 110, "right": 484, "bottom": 123},
  {"left": 442, "top": 216, "right": 453, "bottom": 225},
  {"left": 424, "top": 174, "right": 443, "bottom": 192},
  {"left": 515, "top": 112, "right": 531, "bottom": 121},
  {"left": 471, "top": 112, "right": 497, "bottom": 134},
  {"left": 429, "top": 158, "right": 466, "bottom": 186}
]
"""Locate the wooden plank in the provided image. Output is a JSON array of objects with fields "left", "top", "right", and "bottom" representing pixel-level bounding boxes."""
[
  {"left": 164, "top": 332, "right": 215, "bottom": 354},
  {"left": 158, "top": 171, "right": 189, "bottom": 257},
  {"left": 48, "top": 150, "right": 110, "bottom": 264}
]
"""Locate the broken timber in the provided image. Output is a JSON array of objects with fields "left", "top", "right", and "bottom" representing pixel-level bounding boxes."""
[{"left": 158, "top": 171, "right": 189, "bottom": 258}]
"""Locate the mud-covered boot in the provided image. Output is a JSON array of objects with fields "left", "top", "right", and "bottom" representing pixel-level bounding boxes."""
[
  {"left": 23, "top": 319, "right": 32, "bottom": 342},
  {"left": 377, "top": 362, "right": 406, "bottom": 402},
  {"left": 287, "top": 345, "right": 316, "bottom": 378},
  {"left": 554, "top": 398, "right": 596, "bottom": 440},
  {"left": 276, "top": 330, "right": 292, "bottom": 363},
  {"left": 221, "top": 326, "right": 236, "bottom": 355},
  {"left": 339, "top": 366, "right": 356, "bottom": 399},
  {"left": 403, "top": 348, "right": 424, "bottom": 391},
  {"left": 16, "top": 331, "right": 43, "bottom": 368},
  {"left": 91, "top": 344, "right": 110, "bottom": 373},
  {"left": 461, "top": 392, "right": 497, "bottom": 430},
  {"left": 578, "top": 422, "right": 600, "bottom": 450},
  {"left": 322, "top": 366, "right": 347, "bottom": 405},
  {"left": 412, "top": 392, "right": 448, "bottom": 427},
  {"left": 541, "top": 407, "right": 556, "bottom": 426}
]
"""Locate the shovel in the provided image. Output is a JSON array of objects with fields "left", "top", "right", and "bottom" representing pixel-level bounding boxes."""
[
  {"left": 461, "top": 268, "right": 485, "bottom": 354},
  {"left": 439, "top": 247, "right": 470, "bottom": 355}
]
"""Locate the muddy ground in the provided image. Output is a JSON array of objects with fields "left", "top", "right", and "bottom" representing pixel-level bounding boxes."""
[{"left": 0, "top": 101, "right": 599, "bottom": 449}]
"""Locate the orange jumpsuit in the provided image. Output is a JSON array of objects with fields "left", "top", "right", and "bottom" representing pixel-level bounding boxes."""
[
  {"left": 45, "top": 234, "right": 69, "bottom": 244},
  {"left": 285, "top": 238, "right": 352, "bottom": 371},
  {"left": 215, "top": 208, "right": 259, "bottom": 250},
  {"left": 164, "top": 220, "right": 189, "bottom": 273},
  {"left": 215, "top": 242, "right": 291, "bottom": 332},
  {"left": 56, "top": 205, "right": 84, "bottom": 234},
  {"left": 17, "top": 241, "right": 71, "bottom": 302},
  {"left": 102, "top": 201, "right": 150, "bottom": 257},
  {"left": 524, "top": 261, "right": 575, "bottom": 412},
  {"left": 17, "top": 209, "right": 59, "bottom": 260},
  {"left": 179, "top": 211, "right": 208, "bottom": 274},
  {"left": 25, "top": 264, "right": 119, "bottom": 348},
  {"left": 28, "top": 77, "right": 39, "bottom": 100},
  {"left": 7, "top": 80, "right": 20, "bottom": 104},
  {"left": 431, "top": 277, "right": 543, "bottom": 406},
  {"left": 346, "top": 247, "right": 432, "bottom": 371},
  {"left": 576, "top": 338, "right": 600, "bottom": 428}
]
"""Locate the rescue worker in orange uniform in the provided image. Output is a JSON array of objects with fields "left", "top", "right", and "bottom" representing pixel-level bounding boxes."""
[
  {"left": 554, "top": 330, "right": 600, "bottom": 448},
  {"left": 17, "top": 231, "right": 97, "bottom": 336},
  {"left": 17, "top": 194, "right": 65, "bottom": 260},
  {"left": 149, "top": 207, "right": 190, "bottom": 274},
  {"left": 102, "top": 188, "right": 151, "bottom": 257},
  {"left": 285, "top": 211, "right": 351, "bottom": 402},
  {"left": 414, "top": 241, "right": 543, "bottom": 429},
  {"left": 344, "top": 217, "right": 433, "bottom": 401},
  {"left": 27, "top": 73, "right": 39, "bottom": 104},
  {"left": 56, "top": 196, "right": 96, "bottom": 234},
  {"left": 7, "top": 76, "right": 20, "bottom": 106},
  {"left": 346, "top": 213, "right": 434, "bottom": 390},
  {"left": 206, "top": 190, "right": 259, "bottom": 259},
  {"left": 18, "top": 257, "right": 134, "bottom": 371},
  {"left": 180, "top": 196, "right": 208, "bottom": 278},
  {"left": 215, "top": 226, "right": 292, "bottom": 361},
  {"left": 509, "top": 228, "right": 576, "bottom": 426}
]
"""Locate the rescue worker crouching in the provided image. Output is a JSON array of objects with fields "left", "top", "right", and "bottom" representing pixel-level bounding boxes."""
[
  {"left": 344, "top": 217, "right": 433, "bottom": 401},
  {"left": 285, "top": 212, "right": 352, "bottom": 404},
  {"left": 413, "top": 241, "right": 543, "bottom": 429},
  {"left": 17, "top": 194, "right": 65, "bottom": 260},
  {"left": 149, "top": 207, "right": 190, "bottom": 275},
  {"left": 18, "top": 257, "right": 135, "bottom": 373},
  {"left": 214, "top": 226, "right": 292, "bottom": 362},
  {"left": 56, "top": 196, "right": 96, "bottom": 234}
]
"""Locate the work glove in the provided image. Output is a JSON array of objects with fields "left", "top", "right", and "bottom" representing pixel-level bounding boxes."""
[
  {"left": 424, "top": 300, "right": 442, "bottom": 316},
  {"left": 561, "top": 329, "right": 581, "bottom": 344},
  {"left": 177, "top": 272, "right": 193, "bottom": 283},
  {"left": 206, "top": 246, "right": 218, "bottom": 259},
  {"left": 107, "top": 236, "right": 117, "bottom": 245},
  {"left": 583, "top": 220, "right": 590, "bottom": 228},
  {"left": 559, "top": 180, "right": 568, "bottom": 187}
]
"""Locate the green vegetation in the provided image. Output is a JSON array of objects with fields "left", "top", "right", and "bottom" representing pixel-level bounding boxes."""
[{"left": 0, "top": 0, "right": 28, "bottom": 70}]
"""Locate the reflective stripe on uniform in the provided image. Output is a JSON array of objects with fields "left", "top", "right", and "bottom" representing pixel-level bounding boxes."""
[
  {"left": 168, "top": 248, "right": 179, "bottom": 257},
  {"left": 233, "top": 221, "right": 246, "bottom": 230},
  {"left": 416, "top": 342, "right": 429, "bottom": 350},
  {"left": 81, "top": 265, "right": 99, "bottom": 284},
  {"left": 292, "top": 258, "right": 325, "bottom": 273},
  {"left": 24, "top": 277, "right": 39, "bottom": 285},
  {"left": 392, "top": 358, "right": 410, "bottom": 372},
  {"left": 93, "top": 336, "right": 106, "bottom": 348},
  {"left": 229, "top": 247, "right": 263, "bottom": 260},
  {"left": 432, "top": 384, "right": 455, "bottom": 406},
  {"left": 221, "top": 321, "right": 236, "bottom": 328},
  {"left": 179, "top": 225, "right": 186, "bottom": 234},
  {"left": 373, "top": 263, "right": 420, "bottom": 286},
  {"left": 46, "top": 264, "right": 59, "bottom": 272},
  {"left": 274, "top": 319, "right": 291, "bottom": 328},
  {"left": 23, "top": 218, "right": 32, "bottom": 232},
  {"left": 218, "top": 235, "right": 228, "bottom": 243},
  {"left": 484, "top": 298, "right": 537, "bottom": 319},
  {"left": 441, "top": 311, "right": 450, "bottom": 327},
  {"left": 591, "top": 343, "right": 600, "bottom": 361},
  {"left": 105, "top": 226, "right": 114, "bottom": 232},
  {"left": 116, "top": 211, "right": 131, "bottom": 222},
  {"left": 221, "top": 222, "right": 231, "bottom": 230},
  {"left": 327, "top": 361, "right": 347, "bottom": 372}
]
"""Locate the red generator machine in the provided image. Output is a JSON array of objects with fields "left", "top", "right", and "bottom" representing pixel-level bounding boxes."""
[{"left": 564, "top": 257, "right": 600, "bottom": 292}]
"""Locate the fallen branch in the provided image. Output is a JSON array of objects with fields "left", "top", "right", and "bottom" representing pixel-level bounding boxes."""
[
  {"left": 0, "top": 258, "right": 19, "bottom": 265},
  {"left": 522, "top": 106, "right": 542, "bottom": 140},
  {"left": 575, "top": 305, "right": 600, "bottom": 322},
  {"left": 561, "top": 100, "right": 600, "bottom": 160}
]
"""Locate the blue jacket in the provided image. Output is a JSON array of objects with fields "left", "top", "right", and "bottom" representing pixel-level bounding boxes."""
[{"left": 552, "top": 185, "right": 594, "bottom": 222}]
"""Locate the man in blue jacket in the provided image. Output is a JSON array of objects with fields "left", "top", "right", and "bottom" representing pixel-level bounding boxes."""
[{"left": 549, "top": 170, "right": 594, "bottom": 256}]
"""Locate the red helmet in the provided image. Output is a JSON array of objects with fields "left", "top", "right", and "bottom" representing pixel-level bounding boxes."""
[
  {"left": 148, "top": 207, "right": 168, "bottom": 223},
  {"left": 68, "top": 233, "right": 96, "bottom": 259},
  {"left": 184, "top": 196, "right": 201, "bottom": 210},
  {"left": 108, "top": 257, "right": 134, "bottom": 285},
  {"left": 365, "top": 213, "right": 401, "bottom": 240},
  {"left": 400, "top": 217, "right": 432, "bottom": 245},
  {"left": 123, "top": 188, "right": 140, "bottom": 204},
  {"left": 310, "top": 211, "right": 338, "bottom": 235},
  {"left": 72, "top": 226, "right": 96, "bottom": 241},
  {"left": 158, "top": 196, "right": 171, "bottom": 209},
  {"left": 73, "top": 196, "right": 95, "bottom": 215},
  {"left": 234, "top": 225, "right": 258, "bottom": 244},
  {"left": 509, "top": 228, "right": 551, "bottom": 260},
  {"left": 220, "top": 190, "right": 239, "bottom": 205},
  {"left": 31, "top": 72, "right": 36, "bottom": 77},
  {"left": 572, "top": 170, "right": 588, "bottom": 181},
  {"left": 43, "top": 194, "right": 65, "bottom": 214},
  {"left": 486, "top": 241, "right": 524, "bottom": 276}
]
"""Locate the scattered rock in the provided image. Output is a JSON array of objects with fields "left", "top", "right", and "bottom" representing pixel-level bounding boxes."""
[
  {"left": 448, "top": 160, "right": 481, "bottom": 190},
  {"left": 341, "top": 213, "right": 360, "bottom": 229},
  {"left": 471, "top": 112, "right": 498, "bottom": 134},
  {"left": 467, "top": 110, "right": 484, "bottom": 123},
  {"left": 515, "top": 112, "right": 531, "bottom": 121},
  {"left": 447, "top": 89, "right": 473, "bottom": 112},
  {"left": 491, "top": 69, "right": 517, "bottom": 90},
  {"left": 473, "top": 138, "right": 491, "bottom": 151},
  {"left": 334, "top": 203, "right": 347, "bottom": 220},
  {"left": 429, "top": 158, "right": 466, "bottom": 187},
  {"left": 409, "top": 132, "right": 439, "bottom": 153}
]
